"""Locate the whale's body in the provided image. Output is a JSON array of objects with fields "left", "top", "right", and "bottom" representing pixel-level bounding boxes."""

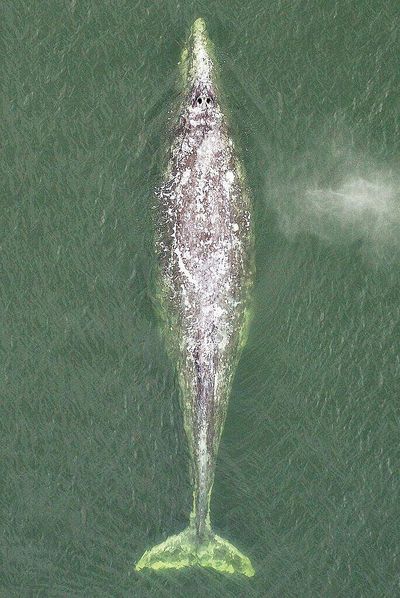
[{"left": 136, "top": 19, "right": 254, "bottom": 576}]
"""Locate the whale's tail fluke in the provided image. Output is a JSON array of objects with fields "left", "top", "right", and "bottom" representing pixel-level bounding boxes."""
[{"left": 135, "top": 527, "right": 254, "bottom": 577}]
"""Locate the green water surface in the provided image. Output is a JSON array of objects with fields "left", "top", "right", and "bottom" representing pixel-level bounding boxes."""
[{"left": 1, "top": 1, "right": 399, "bottom": 596}]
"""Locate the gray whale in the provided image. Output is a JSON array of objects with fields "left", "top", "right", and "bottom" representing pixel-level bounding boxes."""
[{"left": 136, "top": 18, "right": 254, "bottom": 577}]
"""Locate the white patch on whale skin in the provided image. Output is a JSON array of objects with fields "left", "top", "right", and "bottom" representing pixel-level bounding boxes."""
[
  {"left": 225, "top": 170, "right": 234, "bottom": 184},
  {"left": 180, "top": 168, "right": 191, "bottom": 187},
  {"left": 175, "top": 245, "right": 196, "bottom": 286},
  {"left": 198, "top": 132, "right": 220, "bottom": 161},
  {"left": 221, "top": 169, "right": 235, "bottom": 197}
]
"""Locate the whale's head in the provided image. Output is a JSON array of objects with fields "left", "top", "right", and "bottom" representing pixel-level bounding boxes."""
[{"left": 180, "top": 18, "right": 221, "bottom": 129}]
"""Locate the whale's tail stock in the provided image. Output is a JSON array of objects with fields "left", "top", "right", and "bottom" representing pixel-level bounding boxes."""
[{"left": 135, "top": 525, "right": 254, "bottom": 577}]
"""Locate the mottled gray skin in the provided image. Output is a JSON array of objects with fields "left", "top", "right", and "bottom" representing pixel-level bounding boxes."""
[{"left": 156, "top": 22, "right": 253, "bottom": 542}]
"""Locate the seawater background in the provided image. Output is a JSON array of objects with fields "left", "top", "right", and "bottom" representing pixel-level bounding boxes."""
[{"left": 1, "top": 2, "right": 399, "bottom": 596}]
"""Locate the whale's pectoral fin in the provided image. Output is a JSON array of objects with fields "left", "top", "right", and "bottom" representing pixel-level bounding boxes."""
[{"left": 135, "top": 528, "right": 254, "bottom": 577}]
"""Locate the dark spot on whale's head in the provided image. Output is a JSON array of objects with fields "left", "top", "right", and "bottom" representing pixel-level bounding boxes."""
[
  {"left": 189, "top": 88, "right": 218, "bottom": 127},
  {"left": 192, "top": 90, "right": 216, "bottom": 109}
]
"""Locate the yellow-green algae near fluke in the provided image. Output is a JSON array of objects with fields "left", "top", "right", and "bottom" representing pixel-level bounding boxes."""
[{"left": 135, "top": 16, "right": 255, "bottom": 578}]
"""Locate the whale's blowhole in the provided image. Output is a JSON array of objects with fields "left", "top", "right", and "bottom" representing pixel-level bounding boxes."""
[{"left": 194, "top": 94, "right": 214, "bottom": 109}]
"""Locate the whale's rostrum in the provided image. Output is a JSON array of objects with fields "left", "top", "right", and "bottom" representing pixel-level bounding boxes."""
[{"left": 135, "top": 18, "right": 254, "bottom": 577}]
